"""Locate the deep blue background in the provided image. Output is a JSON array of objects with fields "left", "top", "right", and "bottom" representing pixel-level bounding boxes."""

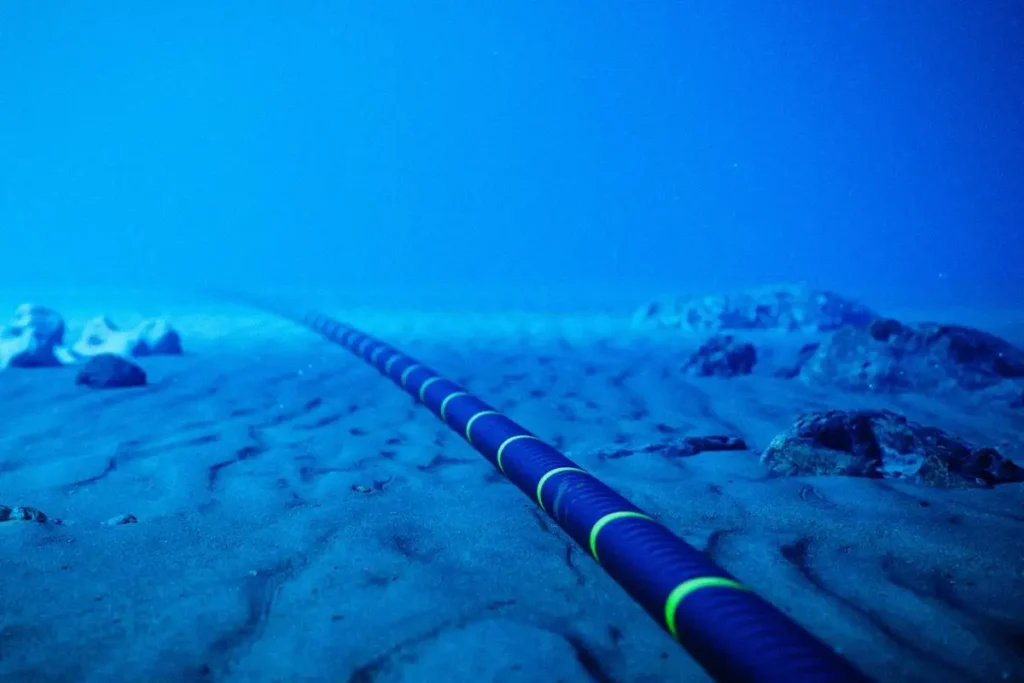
[{"left": 1, "top": 2, "right": 1021, "bottom": 310}]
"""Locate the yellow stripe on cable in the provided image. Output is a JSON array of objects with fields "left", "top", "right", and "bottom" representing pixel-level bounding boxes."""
[
  {"left": 439, "top": 392, "right": 468, "bottom": 422},
  {"left": 664, "top": 577, "right": 751, "bottom": 640},
  {"left": 465, "top": 410, "right": 499, "bottom": 444},
  {"left": 418, "top": 376, "right": 441, "bottom": 402},
  {"left": 588, "top": 511, "right": 653, "bottom": 563},
  {"left": 535, "top": 467, "right": 587, "bottom": 511},
  {"left": 495, "top": 434, "right": 539, "bottom": 474}
]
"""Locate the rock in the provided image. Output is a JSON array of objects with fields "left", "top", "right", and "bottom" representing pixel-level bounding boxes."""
[
  {"left": 798, "top": 319, "right": 1024, "bottom": 394},
  {"left": 0, "top": 306, "right": 182, "bottom": 370},
  {"left": 71, "top": 316, "right": 182, "bottom": 358},
  {"left": 75, "top": 354, "right": 147, "bottom": 389},
  {"left": 683, "top": 335, "right": 757, "bottom": 377},
  {"left": 133, "top": 319, "right": 183, "bottom": 355},
  {"left": 598, "top": 435, "right": 748, "bottom": 459},
  {"left": 0, "top": 304, "right": 73, "bottom": 368},
  {"left": 634, "top": 284, "right": 878, "bottom": 333},
  {"left": 72, "top": 317, "right": 126, "bottom": 356},
  {"left": 761, "top": 409, "right": 1024, "bottom": 488},
  {"left": 0, "top": 505, "right": 51, "bottom": 523},
  {"left": 104, "top": 514, "right": 138, "bottom": 526},
  {"left": 679, "top": 435, "right": 748, "bottom": 454}
]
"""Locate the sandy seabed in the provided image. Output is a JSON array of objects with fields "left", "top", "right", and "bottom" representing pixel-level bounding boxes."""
[{"left": 1, "top": 288, "right": 1022, "bottom": 683}]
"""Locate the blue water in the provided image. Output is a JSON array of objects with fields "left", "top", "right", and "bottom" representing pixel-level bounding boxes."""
[{"left": 1, "top": 3, "right": 1021, "bottom": 310}]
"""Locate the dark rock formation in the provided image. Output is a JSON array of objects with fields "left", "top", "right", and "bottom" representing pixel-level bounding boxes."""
[
  {"left": 75, "top": 353, "right": 147, "bottom": 389},
  {"left": 676, "top": 435, "right": 748, "bottom": 454},
  {"left": 634, "top": 284, "right": 878, "bottom": 333},
  {"left": 683, "top": 335, "right": 757, "bottom": 377},
  {"left": 1, "top": 505, "right": 52, "bottom": 523},
  {"left": 598, "top": 435, "right": 748, "bottom": 459},
  {"left": 798, "top": 318, "right": 1024, "bottom": 394},
  {"left": 135, "top": 320, "right": 183, "bottom": 355},
  {"left": 761, "top": 409, "right": 1024, "bottom": 488}
]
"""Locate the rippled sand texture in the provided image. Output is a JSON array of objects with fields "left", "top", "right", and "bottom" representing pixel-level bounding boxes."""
[{"left": 1, "top": 292, "right": 1022, "bottom": 683}]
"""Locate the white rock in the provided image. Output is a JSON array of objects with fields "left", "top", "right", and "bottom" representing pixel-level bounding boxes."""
[
  {"left": 71, "top": 316, "right": 182, "bottom": 358},
  {"left": 71, "top": 316, "right": 136, "bottom": 357},
  {"left": 103, "top": 513, "right": 138, "bottom": 526},
  {"left": 0, "top": 305, "right": 183, "bottom": 369},
  {"left": 0, "top": 304, "right": 70, "bottom": 369}
]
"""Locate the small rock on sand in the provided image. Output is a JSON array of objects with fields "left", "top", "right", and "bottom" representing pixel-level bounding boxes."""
[
  {"left": 75, "top": 354, "right": 147, "bottom": 389},
  {"left": 683, "top": 335, "right": 757, "bottom": 377},
  {"left": 597, "top": 435, "right": 748, "bottom": 459},
  {"left": 104, "top": 514, "right": 138, "bottom": 526}
]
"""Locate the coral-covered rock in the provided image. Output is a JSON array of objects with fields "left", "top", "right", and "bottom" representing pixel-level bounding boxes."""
[
  {"left": 73, "top": 316, "right": 125, "bottom": 356},
  {"left": 0, "top": 304, "right": 75, "bottom": 368},
  {"left": 798, "top": 319, "right": 1024, "bottom": 394},
  {"left": 634, "top": 284, "right": 878, "bottom": 333},
  {"left": 761, "top": 409, "right": 1024, "bottom": 488},
  {"left": 683, "top": 335, "right": 757, "bottom": 377},
  {"left": 71, "top": 316, "right": 182, "bottom": 358},
  {"left": 0, "top": 505, "right": 52, "bottom": 523},
  {"left": 0, "top": 305, "right": 183, "bottom": 371},
  {"left": 75, "top": 353, "right": 147, "bottom": 389}
]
